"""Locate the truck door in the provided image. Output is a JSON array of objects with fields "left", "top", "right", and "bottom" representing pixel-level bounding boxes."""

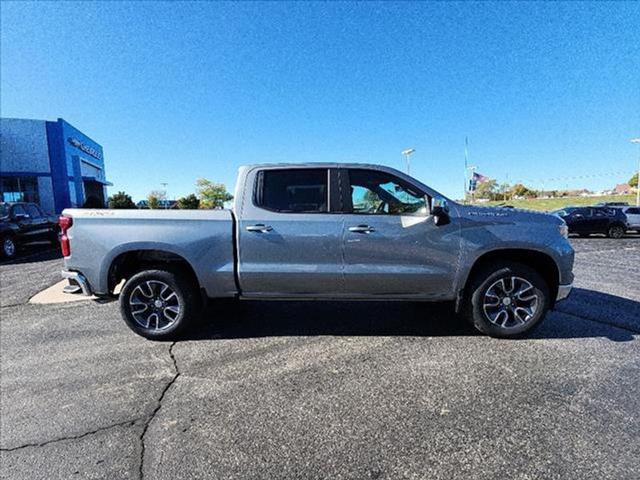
[
  {"left": 10, "top": 204, "right": 34, "bottom": 243},
  {"left": 237, "top": 167, "right": 344, "bottom": 297},
  {"left": 25, "top": 204, "right": 50, "bottom": 241},
  {"left": 339, "top": 168, "right": 459, "bottom": 299}
]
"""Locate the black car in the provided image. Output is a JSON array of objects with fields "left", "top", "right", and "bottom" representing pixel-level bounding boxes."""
[
  {"left": 553, "top": 206, "right": 628, "bottom": 239},
  {"left": 0, "top": 202, "right": 60, "bottom": 258}
]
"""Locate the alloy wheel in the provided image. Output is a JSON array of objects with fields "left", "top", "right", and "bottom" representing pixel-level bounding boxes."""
[
  {"left": 3, "top": 238, "right": 16, "bottom": 258},
  {"left": 482, "top": 276, "right": 540, "bottom": 329},
  {"left": 609, "top": 226, "right": 624, "bottom": 239},
  {"left": 128, "top": 280, "right": 182, "bottom": 331}
]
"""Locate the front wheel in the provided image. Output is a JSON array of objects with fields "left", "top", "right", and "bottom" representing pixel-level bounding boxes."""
[
  {"left": 2, "top": 236, "right": 17, "bottom": 259},
  {"left": 607, "top": 225, "right": 625, "bottom": 239},
  {"left": 463, "top": 262, "right": 550, "bottom": 338},
  {"left": 119, "top": 269, "right": 200, "bottom": 340}
]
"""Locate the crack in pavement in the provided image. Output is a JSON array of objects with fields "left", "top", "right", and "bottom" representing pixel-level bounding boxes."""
[
  {"left": 0, "top": 419, "right": 140, "bottom": 452},
  {"left": 0, "top": 340, "right": 182, "bottom": 479},
  {"left": 138, "top": 341, "right": 180, "bottom": 480}
]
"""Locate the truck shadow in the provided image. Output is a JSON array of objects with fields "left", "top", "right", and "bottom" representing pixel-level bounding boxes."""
[{"left": 186, "top": 288, "right": 639, "bottom": 342}]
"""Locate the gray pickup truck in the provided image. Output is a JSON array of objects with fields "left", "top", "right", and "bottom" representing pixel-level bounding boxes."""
[{"left": 61, "top": 163, "right": 574, "bottom": 340}]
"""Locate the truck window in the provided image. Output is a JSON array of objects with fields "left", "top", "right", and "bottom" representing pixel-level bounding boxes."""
[
  {"left": 11, "top": 204, "right": 27, "bottom": 218},
  {"left": 347, "top": 169, "right": 427, "bottom": 216},
  {"left": 255, "top": 169, "right": 328, "bottom": 213},
  {"left": 25, "top": 204, "right": 42, "bottom": 218}
]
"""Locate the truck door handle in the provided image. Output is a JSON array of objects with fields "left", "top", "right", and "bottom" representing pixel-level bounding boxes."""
[
  {"left": 348, "top": 225, "right": 375, "bottom": 234},
  {"left": 246, "top": 224, "right": 273, "bottom": 233}
]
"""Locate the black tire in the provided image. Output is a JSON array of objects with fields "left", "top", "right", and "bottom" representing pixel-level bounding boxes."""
[
  {"left": 119, "top": 268, "right": 200, "bottom": 340},
  {"left": 1, "top": 236, "right": 17, "bottom": 259},
  {"left": 463, "top": 262, "right": 550, "bottom": 338},
  {"left": 607, "top": 225, "right": 625, "bottom": 239}
]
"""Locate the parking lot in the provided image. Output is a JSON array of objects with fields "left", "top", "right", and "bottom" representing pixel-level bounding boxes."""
[{"left": 1, "top": 237, "right": 639, "bottom": 480}]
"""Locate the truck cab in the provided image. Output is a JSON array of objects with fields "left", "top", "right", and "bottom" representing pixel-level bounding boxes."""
[{"left": 235, "top": 164, "right": 459, "bottom": 299}]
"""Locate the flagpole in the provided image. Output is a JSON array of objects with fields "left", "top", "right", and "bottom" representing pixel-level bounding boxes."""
[{"left": 464, "top": 137, "right": 469, "bottom": 203}]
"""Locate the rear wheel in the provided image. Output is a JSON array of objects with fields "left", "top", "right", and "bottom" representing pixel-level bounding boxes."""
[
  {"left": 1, "top": 236, "right": 17, "bottom": 259},
  {"left": 463, "top": 262, "right": 550, "bottom": 338},
  {"left": 119, "top": 269, "right": 200, "bottom": 340},
  {"left": 607, "top": 225, "right": 625, "bottom": 239}
]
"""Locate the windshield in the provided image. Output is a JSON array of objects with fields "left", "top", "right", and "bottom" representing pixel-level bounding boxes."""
[{"left": 0, "top": 203, "right": 9, "bottom": 218}]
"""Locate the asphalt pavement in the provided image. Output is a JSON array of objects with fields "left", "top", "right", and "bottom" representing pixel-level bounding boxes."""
[{"left": 1, "top": 238, "right": 639, "bottom": 479}]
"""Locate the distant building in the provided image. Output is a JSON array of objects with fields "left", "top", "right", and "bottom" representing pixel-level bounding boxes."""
[
  {"left": 0, "top": 117, "right": 111, "bottom": 213},
  {"left": 614, "top": 183, "right": 631, "bottom": 195}
]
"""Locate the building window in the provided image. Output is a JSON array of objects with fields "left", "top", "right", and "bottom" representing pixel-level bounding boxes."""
[{"left": 0, "top": 176, "right": 40, "bottom": 203}]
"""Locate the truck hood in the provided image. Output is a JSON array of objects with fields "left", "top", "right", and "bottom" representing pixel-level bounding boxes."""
[{"left": 455, "top": 205, "right": 564, "bottom": 226}]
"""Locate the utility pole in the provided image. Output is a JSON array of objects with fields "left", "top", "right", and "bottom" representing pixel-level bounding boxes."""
[
  {"left": 632, "top": 138, "right": 640, "bottom": 206},
  {"left": 401, "top": 148, "right": 415, "bottom": 175}
]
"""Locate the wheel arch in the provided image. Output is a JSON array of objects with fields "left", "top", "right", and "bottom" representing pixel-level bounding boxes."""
[
  {"left": 458, "top": 248, "right": 560, "bottom": 310},
  {"left": 107, "top": 249, "right": 201, "bottom": 296}
]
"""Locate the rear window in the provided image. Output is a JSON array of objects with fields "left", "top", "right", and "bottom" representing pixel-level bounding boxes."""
[{"left": 255, "top": 169, "right": 328, "bottom": 213}]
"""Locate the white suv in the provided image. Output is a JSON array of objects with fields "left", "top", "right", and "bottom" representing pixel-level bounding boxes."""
[{"left": 622, "top": 206, "right": 640, "bottom": 231}]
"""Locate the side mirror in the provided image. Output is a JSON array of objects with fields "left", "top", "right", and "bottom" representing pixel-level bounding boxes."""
[
  {"left": 431, "top": 205, "right": 450, "bottom": 226},
  {"left": 573, "top": 213, "right": 583, "bottom": 219}
]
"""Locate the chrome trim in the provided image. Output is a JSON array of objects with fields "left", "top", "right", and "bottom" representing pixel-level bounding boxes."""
[
  {"left": 61, "top": 270, "right": 92, "bottom": 296},
  {"left": 556, "top": 283, "right": 573, "bottom": 302}
]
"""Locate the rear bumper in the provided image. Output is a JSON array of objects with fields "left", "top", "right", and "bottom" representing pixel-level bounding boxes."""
[
  {"left": 61, "top": 270, "right": 92, "bottom": 296},
  {"left": 556, "top": 283, "right": 573, "bottom": 302}
]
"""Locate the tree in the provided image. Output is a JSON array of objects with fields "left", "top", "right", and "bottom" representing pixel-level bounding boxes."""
[
  {"left": 630, "top": 173, "right": 638, "bottom": 188},
  {"left": 176, "top": 194, "right": 200, "bottom": 209},
  {"left": 108, "top": 191, "right": 136, "bottom": 209},
  {"left": 510, "top": 183, "right": 537, "bottom": 198},
  {"left": 147, "top": 191, "right": 163, "bottom": 209},
  {"left": 498, "top": 183, "right": 511, "bottom": 201},
  {"left": 474, "top": 179, "right": 498, "bottom": 200},
  {"left": 196, "top": 178, "right": 233, "bottom": 209}
]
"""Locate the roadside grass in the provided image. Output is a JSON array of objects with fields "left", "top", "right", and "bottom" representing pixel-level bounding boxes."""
[{"left": 481, "top": 194, "right": 636, "bottom": 212}]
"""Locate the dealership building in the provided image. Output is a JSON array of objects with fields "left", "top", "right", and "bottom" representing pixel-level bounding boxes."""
[{"left": 0, "top": 117, "right": 111, "bottom": 213}]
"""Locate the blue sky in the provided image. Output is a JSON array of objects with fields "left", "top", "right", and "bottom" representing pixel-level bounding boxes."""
[{"left": 2, "top": 1, "right": 639, "bottom": 201}]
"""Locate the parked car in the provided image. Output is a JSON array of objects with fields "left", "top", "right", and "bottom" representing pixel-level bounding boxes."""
[
  {"left": 60, "top": 163, "right": 574, "bottom": 340},
  {"left": 0, "top": 202, "right": 60, "bottom": 258},
  {"left": 553, "top": 206, "right": 628, "bottom": 238},
  {"left": 621, "top": 206, "right": 640, "bottom": 231}
]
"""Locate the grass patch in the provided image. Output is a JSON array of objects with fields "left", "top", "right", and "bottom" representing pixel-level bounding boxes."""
[{"left": 482, "top": 194, "right": 636, "bottom": 212}]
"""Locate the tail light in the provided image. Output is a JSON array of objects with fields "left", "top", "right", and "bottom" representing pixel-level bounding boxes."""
[{"left": 59, "top": 215, "right": 73, "bottom": 257}]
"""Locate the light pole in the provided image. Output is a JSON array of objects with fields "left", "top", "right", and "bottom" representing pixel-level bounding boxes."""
[
  {"left": 160, "top": 182, "right": 168, "bottom": 209},
  {"left": 632, "top": 138, "right": 640, "bottom": 207},
  {"left": 401, "top": 148, "right": 415, "bottom": 175}
]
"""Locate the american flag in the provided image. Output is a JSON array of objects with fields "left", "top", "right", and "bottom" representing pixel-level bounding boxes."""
[{"left": 472, "top": 172, "right": 491, "bottom": 184}]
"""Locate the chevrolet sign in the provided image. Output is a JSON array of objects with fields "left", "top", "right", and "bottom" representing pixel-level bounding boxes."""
[{"left": 68, "top": 137, "right": 102, "bottom": 160}]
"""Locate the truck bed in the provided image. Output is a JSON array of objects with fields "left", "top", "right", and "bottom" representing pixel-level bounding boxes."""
[{"left": 62, "top": 209, "right": 237, "bottom": 297}]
